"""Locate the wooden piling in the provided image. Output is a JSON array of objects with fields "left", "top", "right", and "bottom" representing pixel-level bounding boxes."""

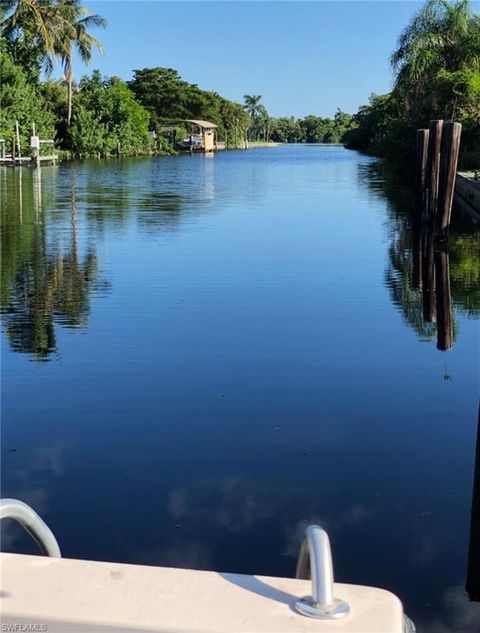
[
  {"left": 422, "top": 232, "right": 436, "bottom": 323},
  {"left": 434, "top": 248, "right": 453, "bottom": 351},
  {"left": 15, "top": 120, "right": 21, "bottom": 162},
  {"left": 415, "top": 129, "right": 429, "bottom": 215},
  {"left": 425, "top": 120, "right": 444, "bottom": 221},
  {"left": 437, "top": 121, "right": 462, "bottom": 233}
]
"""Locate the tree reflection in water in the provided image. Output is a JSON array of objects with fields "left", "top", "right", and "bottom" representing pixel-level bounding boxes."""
[
  {"left": 1, "top": 167, "right": 105, "bottom": 360},
  {"left": 1, "top": 160, "right": 201, "bottom": 361},
  {"left": 359, "top": 161, "right": 479, "bottom": 350}
]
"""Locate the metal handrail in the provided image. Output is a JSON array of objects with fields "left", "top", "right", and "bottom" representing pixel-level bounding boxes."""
[
  {"left": 0, "top": 498, "right": 61, "bottom": 558},
  {"left": 294, "top": 525, "right": 349, "bottom": 619}
]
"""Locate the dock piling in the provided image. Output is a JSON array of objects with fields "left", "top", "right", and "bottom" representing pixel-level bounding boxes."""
[
  {"left": 415, "top": 129, "right": 430, "bottom": 215},
  {"left": 416, "top": 119, "right": 462, "bottom": 234},
  {"left": 15, "top": 120, "right": 22, "bottom": 162},
  {"left": 425, "top": 120, "right": 444, "bottom": 222},
  {"left": 437, "top": 122, "right": 462, "bottom": 232}
]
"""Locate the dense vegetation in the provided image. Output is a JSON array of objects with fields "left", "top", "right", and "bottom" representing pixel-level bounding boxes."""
[
  {"left": 268, "top": 111, "right": 357, "bottom": 144},
  {"left": 0, "top": 1, "right": 250, "bottom": 157},
  {"left": 1, "top": 0, "right": 479, "bottom": 165},
  {"left": 127, "top": 67, "right": 250, "bottom": 149},
  {"left": 344, "top": 0, "right": 480, "bottom": 168}
]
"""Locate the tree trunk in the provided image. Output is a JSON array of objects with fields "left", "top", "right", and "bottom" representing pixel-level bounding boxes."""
[
  {"left": 67, "top": 77, "right": 73, "bottom": 126},
  {"left": 66, "top": 56, "right": 73, "bottom": 126}
]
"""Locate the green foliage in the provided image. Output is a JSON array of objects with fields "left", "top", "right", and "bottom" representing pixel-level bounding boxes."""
[
  {"left": 5, "top": 0, "right": 477, "bottom": 165},
  {"left": 268, "top": 111, "right": 357, "bottom": 144},
  {"left": 243, "top": 94, "right": 269, "bottom": 141},
  {"left": 269, "top": 117, "right": 304, "bottom": 143},
  {"left": 449, "top": 233, "right": 480, "bottom": 315},
  {"left": 128, "top": 67, "right": 251, "bottom": 147},
  {"left": 69, "top": 104, "right": 107, "bottom": 156},
  {"left": 128, "top": 67, "right": 224, "bottom": 126},
  {"left": 69, "top": 72, "right": 150, "bottom": 157},
  {"left": 347, "top": 0, "right": 480, "bottom": 168},
  {"left": 1, "top": 0, "right": 63, "bottom": 76},
  {"left": 3, "top": 28, "right": 43, "bottom": 83},
  {"left": 218, "top": 98, "right": 250, "bottom": 146},
  {"left": 0, "top": 40, "right": 55, "bottom": 146},
  {"left": 0, "top": 26, "right": 250, "bottom": 158},
  {"left": 344, "top": 93, "right": 404, "bottom": 155}
]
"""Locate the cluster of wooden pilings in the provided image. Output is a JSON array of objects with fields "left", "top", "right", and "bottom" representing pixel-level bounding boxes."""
[
  {"left": 414, "top": 227, "right": 453, "bottom": 351},
  {"left": 413, "top": 120, "right": 462, "bottom": 352},
  {"left": 415, "top": 119, "right": 462, "bottom": 231}
]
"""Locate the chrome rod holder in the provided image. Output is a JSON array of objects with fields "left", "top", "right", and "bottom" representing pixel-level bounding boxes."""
[
  {"left": 295, "top": 524, "right": 349, "bottom": 619},
  {"left": 0, "top": 498, "right": 61, "bottom": 558}
]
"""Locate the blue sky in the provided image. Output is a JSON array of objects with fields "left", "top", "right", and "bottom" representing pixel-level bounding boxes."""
[{"left": 70, "top": 1, "right": 478, "bottom": 118}]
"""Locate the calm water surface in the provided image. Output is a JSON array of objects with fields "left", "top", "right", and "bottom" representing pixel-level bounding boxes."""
[{"left": 1, "top": 146, "right": 479, "bottom": 631}]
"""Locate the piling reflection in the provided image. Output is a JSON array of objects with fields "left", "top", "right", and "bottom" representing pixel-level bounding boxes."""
[
  {"left": 385, "top": 224, "right": 458, "bottom": 349},
  {"left": 417, "top": 227, "right": 454, "bottom": 351},
  {"left": 362, "top": 161, "right": 479, "bottom": 349}
]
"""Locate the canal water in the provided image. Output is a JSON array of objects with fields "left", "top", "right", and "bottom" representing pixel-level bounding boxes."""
[{"left": 1, "top": 146, "right": 479, "bottom": 631}]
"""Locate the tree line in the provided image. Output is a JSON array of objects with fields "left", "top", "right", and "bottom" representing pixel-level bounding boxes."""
[
  {"left": 257, "top": 0, "right": 479, "bottom": 168},
  {"left": 344, "top": 0, "right": 480, "bottom": 168},
  {"left": 1, "top": 0, "right": 479, "bottom": 165},
  {"left": 0, "top": 1, "right": 252, "bottom": 157}
]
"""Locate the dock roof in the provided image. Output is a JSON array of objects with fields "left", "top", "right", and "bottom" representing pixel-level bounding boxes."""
[
  {"left": 184, "top": 119, "right": 218, "bottom": 129},
  {"left": 161, "top": 119, "right": 218, "bottom": 129}
]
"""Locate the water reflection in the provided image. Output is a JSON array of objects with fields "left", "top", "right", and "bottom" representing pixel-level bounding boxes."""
[
  {"left": 420, "top": 584, "right": 480, "bottom": 632},
  {"left": 1, "top": 167, "right": 107, "bottom": 360},
  {"left": 467, "top": 407, "right": 480, "bottom": 602},
  {"left": 402, "top": 226, "right": 455, "bottom": 351},
  {"left": 1, "top": 159, "right": 218, "bottom": 360},
  {"left": 1, "top": 149, "right": 479, "bottom": 632},
  {"left": 0, "top": 442, "right": 65, "bottom": 553},
  {"left": 362, "top": 162, "right": 480, "bottom": 347}
]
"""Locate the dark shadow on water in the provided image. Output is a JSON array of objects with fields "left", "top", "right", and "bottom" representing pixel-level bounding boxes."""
[{"left": 467, "top": 405, "right": 480, "bottom": 602}]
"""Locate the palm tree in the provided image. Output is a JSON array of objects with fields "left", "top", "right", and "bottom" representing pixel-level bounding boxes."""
[
  {"left": 391, "top": 0, "right": 480, "bottom": 112},
  {"left": 256, "top": 105, "right": 270, "bottom": 142},
  {"left": 243, "top": 94, "right": 263, "bottom": 140},
  {"left": 56, "top": 0, "right": 106, "bottom": 125},
  {"left": 1, "top": 0, "right": 65, "bottom": 74},
  {"left": 1, "top": 1, "right": 105, "bottom": 124}
]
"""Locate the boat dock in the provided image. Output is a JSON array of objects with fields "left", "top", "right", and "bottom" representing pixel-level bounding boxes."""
[{"left": 0, "top": 121, "right": 57, "bottom": 167}]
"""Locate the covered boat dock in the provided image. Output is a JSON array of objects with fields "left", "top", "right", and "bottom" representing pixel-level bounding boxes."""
[{"left": 161, "top": 119, "right": 222, "bottom": 153}]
